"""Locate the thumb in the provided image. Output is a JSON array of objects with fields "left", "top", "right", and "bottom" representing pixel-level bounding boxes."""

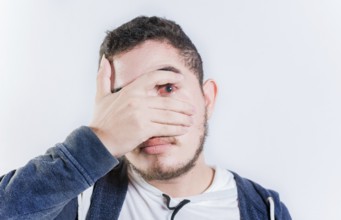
[{"left": 96, "top": 55, "right": 112, "bottom": 99}]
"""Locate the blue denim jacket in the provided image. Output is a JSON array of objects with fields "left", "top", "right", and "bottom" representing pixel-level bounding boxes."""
[{"left": 0, "top": 127, "right": 291, "bottom": 220}]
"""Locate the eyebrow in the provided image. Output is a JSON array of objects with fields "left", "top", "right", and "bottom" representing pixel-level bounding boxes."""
[
  {"left": 158, "top": 66, "right": 181, "bottom": 74},
  {"left": 111, "top": 66, "right": 181, "bottom": 93}
]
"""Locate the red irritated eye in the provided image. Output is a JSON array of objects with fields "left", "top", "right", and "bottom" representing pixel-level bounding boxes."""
[{"left": 157, "top": 83, "right": 177, "bottom": 96}]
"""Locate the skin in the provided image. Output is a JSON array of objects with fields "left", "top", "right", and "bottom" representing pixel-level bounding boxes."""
[{"left": 90, "top": 40, "right": 218, "bottom": 197}]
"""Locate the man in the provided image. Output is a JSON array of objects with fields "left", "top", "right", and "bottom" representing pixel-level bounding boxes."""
[{"left": 0, "top": 16, "right": 291, "bottom": 220}]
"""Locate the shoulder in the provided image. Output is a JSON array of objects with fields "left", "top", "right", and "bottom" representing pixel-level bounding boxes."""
[{"left": 230, "top": 171, "right": 292, "bottom": 220}]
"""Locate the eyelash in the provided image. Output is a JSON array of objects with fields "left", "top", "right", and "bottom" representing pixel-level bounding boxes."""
[{"left": 157, "top": 84, "right": 177, "bottom": 96}]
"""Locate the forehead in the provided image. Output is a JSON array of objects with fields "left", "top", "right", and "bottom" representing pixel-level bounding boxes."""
[{"left": 112, "top": 40, "right": 188, "bottom": 89}]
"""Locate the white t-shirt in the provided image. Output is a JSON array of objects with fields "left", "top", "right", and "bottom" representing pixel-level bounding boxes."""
[{"left": 118, "top": 166, "right": 240, "bottom": 220}]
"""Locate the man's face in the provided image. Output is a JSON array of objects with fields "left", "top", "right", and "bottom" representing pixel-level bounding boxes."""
[{"left": 112, "top": 40, "right": 209, "bottom": 181}]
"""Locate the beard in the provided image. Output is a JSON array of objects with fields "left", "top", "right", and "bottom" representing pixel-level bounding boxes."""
[{"left": 124, "top": 112, "right": 208, "bottom": 181}]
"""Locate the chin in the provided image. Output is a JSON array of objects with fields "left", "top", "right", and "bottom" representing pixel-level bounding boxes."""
[{"left": 125, "top": 149, "right": 203, "bottom": 181}]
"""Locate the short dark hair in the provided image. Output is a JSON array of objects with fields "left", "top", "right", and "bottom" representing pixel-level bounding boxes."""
[{"left": 99, "top": 16, "right": 204, "bottom": 85}]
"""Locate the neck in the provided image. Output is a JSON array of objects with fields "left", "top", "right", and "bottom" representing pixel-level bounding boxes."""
[{"left": 147, "top": 155, "right": 214, "bottom": 198}]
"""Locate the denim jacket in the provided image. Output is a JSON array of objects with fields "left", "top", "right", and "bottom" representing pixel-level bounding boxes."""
[{"left": 0, "top": 127, "right": 291, "bottom": 220}]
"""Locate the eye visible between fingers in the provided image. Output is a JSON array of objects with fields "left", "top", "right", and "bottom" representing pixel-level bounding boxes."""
[{"left": 157, "top": 84, "right": 177, "bottom": 96}]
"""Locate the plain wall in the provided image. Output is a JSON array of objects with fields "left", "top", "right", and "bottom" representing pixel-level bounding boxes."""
[{"left": 1, "top": 0, "right": 341, "bottom": 219}]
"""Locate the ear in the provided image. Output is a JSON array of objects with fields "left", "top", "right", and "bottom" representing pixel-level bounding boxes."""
[{"left": 202, "top": 79, "right": 218, "bottom": 119}]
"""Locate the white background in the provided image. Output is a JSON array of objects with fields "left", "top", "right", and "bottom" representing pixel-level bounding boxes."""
[{"left": 1, "top": 0, "right": 341, "bottom": 219}]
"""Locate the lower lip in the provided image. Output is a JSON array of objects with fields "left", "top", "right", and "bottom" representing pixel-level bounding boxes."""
[{"left": 141, "top": 144, "right": 173, "bottom": 155}]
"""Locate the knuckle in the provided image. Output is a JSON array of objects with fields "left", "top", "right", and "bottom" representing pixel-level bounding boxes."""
[{"left": 127, "top": 97, "right": 139, "bottom": 108}]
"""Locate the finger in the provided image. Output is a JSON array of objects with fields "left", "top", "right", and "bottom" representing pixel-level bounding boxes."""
[
  {"left": 148, "top": 97, "right": 195, "bottom": 116},
  {"left": 150, "top": 109, "right": 193, "bottom": 127},
  {"left": 96, "top": 55, "right": 112, "bottom": 99},
  {"left": 149, "top": 123, "right": 189, "bottom": 137}
]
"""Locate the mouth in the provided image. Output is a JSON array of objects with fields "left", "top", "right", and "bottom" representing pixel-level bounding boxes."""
[{"left": 139, "top": 137, "right": 176, "bottom": 155}]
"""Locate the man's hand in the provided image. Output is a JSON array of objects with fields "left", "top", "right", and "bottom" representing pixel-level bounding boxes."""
[{"left": 89, "top": 56, "right": 195, "bottom": 157}]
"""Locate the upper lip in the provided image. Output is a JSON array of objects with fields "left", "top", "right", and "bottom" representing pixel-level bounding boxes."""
[{"left": 140, "top": 137, "right": 176, "bottom": 148}]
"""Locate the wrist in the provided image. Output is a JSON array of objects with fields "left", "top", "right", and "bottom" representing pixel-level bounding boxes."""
[{"left": 88, "top": 127, "right": 122, "bottom": 158}]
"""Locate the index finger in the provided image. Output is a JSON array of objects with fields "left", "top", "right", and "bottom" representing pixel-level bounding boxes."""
[{"left": 96, "top": 55, "right": 113, "bottom": 99}]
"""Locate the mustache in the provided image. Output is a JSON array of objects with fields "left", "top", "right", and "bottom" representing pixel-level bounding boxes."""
[{"left": 138, "top": 136, "right": 177, "bottom": 148}]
